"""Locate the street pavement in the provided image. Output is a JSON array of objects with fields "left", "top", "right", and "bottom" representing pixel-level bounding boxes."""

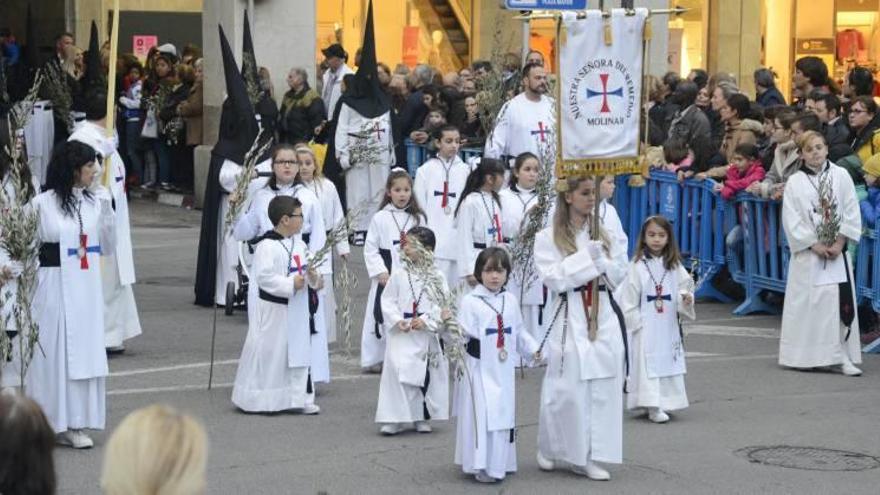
[{"left": 53, "top": 199, "right": 879, "bottom": 494}]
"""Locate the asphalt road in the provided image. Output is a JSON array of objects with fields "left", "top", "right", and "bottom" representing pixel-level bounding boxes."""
[{"left": 52, "top": 199, "right": 880, "bottom": 494}]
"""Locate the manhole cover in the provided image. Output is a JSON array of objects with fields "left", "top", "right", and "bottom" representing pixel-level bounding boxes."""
[{"left": 738, "top": 446, "right": 880, "bottom": 472}]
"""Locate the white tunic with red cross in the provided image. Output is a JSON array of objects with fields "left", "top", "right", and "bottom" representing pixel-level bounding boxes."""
[{"left": 484, "top": 93, "right": 556, "bottom": 168}]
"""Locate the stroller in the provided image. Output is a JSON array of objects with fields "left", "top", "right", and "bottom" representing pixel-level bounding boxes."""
[{"left": 225, "top": 240, "right": 257, "bottom": 316}]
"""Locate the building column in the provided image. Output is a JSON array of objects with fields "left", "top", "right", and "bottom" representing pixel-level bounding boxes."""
[
  {"left": 707, "top": 0, "right": 762, "bottom": 97},
  {"left": 637, "top": 0, "right": 670, "bottom": 77}
]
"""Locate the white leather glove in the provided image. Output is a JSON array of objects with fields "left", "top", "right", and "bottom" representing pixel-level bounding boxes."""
[{"left": 587, "top": 240, "right": 608, "bottom": 274}]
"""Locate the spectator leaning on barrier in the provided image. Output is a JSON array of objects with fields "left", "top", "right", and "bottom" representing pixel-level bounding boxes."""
[
  {"left": 667, "top": 80, "right": 712, "bottom": 171},
  {"left": 714, "top": 143, "right": 766, "bottom": 259},
  {"left": 858, "top": 154, "right": 880, "bottom": 226},
  {"left": 697, "top": 93, "right": 763, "bottom": 180},
  {"left": 747, "top": 108, "right": 799, "bottom": 200},
  {"left": 758, "top": 105, "right": 785, "bottom": 170}
]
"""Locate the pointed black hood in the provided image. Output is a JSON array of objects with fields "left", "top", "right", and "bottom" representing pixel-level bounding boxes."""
[
  {"left": 241, "top": 9, "right": 262, "bottom": 106},
  {"left": 212, "top": 24, "right": 259, "bottom": 164},
  {"left": 338, "top": 0, "right": 389, "bottom": 118},
  {"left": 81, "top": 21, "right": 106, "bottom": 92}
]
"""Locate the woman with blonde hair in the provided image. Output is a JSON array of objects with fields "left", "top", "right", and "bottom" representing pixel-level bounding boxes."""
[
  {"left": 101, "top": 404, "right": 207, "bottom": 495},
  {"left": 533, "top": 176, "right": 630, "bottom": 480}
]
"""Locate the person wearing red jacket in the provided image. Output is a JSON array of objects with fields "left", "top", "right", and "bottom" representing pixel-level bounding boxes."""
[{"left": 713, "top": 143, "right": 766, "bottom": 261}]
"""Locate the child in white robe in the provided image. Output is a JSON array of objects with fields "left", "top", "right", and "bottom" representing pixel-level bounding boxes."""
[
  {"left": 533, "top": 176, "right": 629, "bottom": 480},
  {"left": 361, "top": 169, "right": 427, "bottom": 371},
  {"left": 500, "top": 152, "right": 547, "bottom": 341},
  {"left": 232, "top": 196, "right": 324, "bottom": 414},
  {"left": 233, "top": 144, "right": 330, "bottom": 383},
  {"left": 454, "top": 158, "right": 508, "bottom": 287},
  {"left": 454, "top": 248, "right": 539, "bottom": 483},
  {"left": 414, "top": 125, "right": 472, "bottom": 288},
  {"left": 299, "top": 145, "right": 350, "bottom": 345},
  {"left": 618, "top": 215, "right": 695, "bottom": 423},
  {"left": 598, "top": 175, "right": 629, "bottom": 256},
  {"left": 376, "top": 227, "right": 450, "bottom": 435},
  {"left": 779, "top": 131, "right": 863, "bottom": 375}
]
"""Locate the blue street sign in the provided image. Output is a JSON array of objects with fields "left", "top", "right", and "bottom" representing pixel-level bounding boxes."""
[{"left": 505, "top": 0, "right": 588, "bottom": 10}]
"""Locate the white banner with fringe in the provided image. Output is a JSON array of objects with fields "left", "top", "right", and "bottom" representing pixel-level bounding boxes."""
[{"left": 558, "top": 9, "right": 647, "bottom": 175}]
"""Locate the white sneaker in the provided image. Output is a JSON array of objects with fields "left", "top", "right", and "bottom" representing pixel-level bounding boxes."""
[
  {"left": 536, "top": 451, "right": 556, "bottom": 471},
  {"left": 474, "top": 471, "right": 498, "bottom": 483},
  {"left": 302, "top": 404, "right": 320, "bottom": 415},
  {"left": 380, "top": 423, "right": 401, "bottom": 436},
  {"left": 57, "top": 429, "right": 94, "bottom": 449},
  {"left": 841, "top": 361, "right": 863, "bottom": 376},
  {"left": 648, "top": 408, "right": 670, "bottom": 423},
  {"left": 571, "top": 461, "right": 610, "bottom": 481},
  {"left": 415, "top": 421, "right": 432, "bottom": 433}
]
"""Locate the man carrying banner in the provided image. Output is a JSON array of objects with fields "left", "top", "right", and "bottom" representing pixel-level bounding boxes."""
[{"left": 484, "top": 63, "right": 555, "bottom": 169}]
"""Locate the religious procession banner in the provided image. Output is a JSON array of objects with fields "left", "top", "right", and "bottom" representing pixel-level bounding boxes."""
[{"left": 557, "top": 9, "right": 648, "bottom": 177}]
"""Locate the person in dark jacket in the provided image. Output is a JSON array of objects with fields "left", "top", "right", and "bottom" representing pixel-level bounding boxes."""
[
  {"left": 667, "top": 81, "right": 712, "bottom": 171},
  {"left": 805, "top": 90, "right": 851, "bottom": 162},
  {"left": 754, "top": 68, "right": 786, "bottom": 107},
  {"left": 278, "top": 67, "right": 326, "bottom": 144}
]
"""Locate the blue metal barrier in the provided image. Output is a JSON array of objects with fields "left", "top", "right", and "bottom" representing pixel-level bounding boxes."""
[{"left": 731, "top": 195, "right": 788, "bottom": 315}]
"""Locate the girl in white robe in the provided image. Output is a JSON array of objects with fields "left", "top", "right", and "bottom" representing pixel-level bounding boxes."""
[
  {"left": 27, "top": 141, "right": 116, "bottom": 448},
  {"left": 598, "top": 175, "right": 629, "bottom": 256},
  {"left": 533, "top": 176, "right": 629, "bottom": 480},
  {"left": 233, "top": 144, "right": 329, "bottom": 383},
  {"left": 232, "top": 196, "right": 324, "bottom": 413},
  {"left": 300, "top": 146, "right": 350, "bottom": 345},
  {"left": 454, "top": 247, "right": 539, "bottom": 483},
  {"left": 68, "top": 120, "right": 141, "bottom": 352},
  {"left": 618, "top": 215, "right": 696, "bottom": 423},
  {"left": 375, "top": 227, "right": 449, "bottom": 435},
  {"left": 500, "top": 152, "right": 546, "bottom": 341},
  {"left": 454, "top": 158, "right": 508, "bottom": 285},
  {"left": 361, "top": 169, "right": 426, "bottom": 371},
  {"left": 414, "top": 125, "right": 473, "bottom": 287},
  {"left": 779, "top": 131, "right": 863, "bottom": 375}
]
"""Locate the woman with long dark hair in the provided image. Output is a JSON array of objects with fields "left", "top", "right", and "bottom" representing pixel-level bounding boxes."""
[
  {"left": 0, "top": 391, "right": 57, "bottom": 494},
  {"left": 26, "top": 140, "right": 115, "bottom": 449}
]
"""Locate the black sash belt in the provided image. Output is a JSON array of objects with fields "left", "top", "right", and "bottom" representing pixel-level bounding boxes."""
[
  {"left": 421, "top": 367, "right": 431, "bottom": 420},
  {"left": 258, "top": 289, "right": 288, "bottom": 305},
  {"left": 473, "top": 242, "right": 487, "bottom": 249},
  {"left": 466, "top": 338, "right": 481, "bottom": 359},
  {"left": 302, "top": 232, "right": 311, "bottom": 245},
  {"left": 308, "top": 287, "right": 319, "bottom": 335},
  {"left": 38, "top": 243, "right": 60, "bottom": 267},
  {"left": 373, "top": 248, "right": 394, "bottom": 339}
]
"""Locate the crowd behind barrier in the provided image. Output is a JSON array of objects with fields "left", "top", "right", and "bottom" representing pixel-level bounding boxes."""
[{"left": 404, "top": 140, "right": 880, "bottom": 352}]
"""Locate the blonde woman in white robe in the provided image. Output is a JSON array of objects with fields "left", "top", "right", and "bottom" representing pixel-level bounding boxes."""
[
  {"left": 533, "top": 176, "right": 629, "bottom": 480},
  {"left": 779, "top": 131, "right": 862, "bottom": 375}
]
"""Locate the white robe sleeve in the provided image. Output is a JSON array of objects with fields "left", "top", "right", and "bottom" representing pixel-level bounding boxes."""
[
  {"left": 781, "top": 174, "right": 819, "bottom": 253},
  {"left": 363, "top": 215, "right": 387, "bottom": 279},
  {"left": 219, "top": 160, "right": 242, "bottom": 193},
  {"left": 334, "top": 105, "right": 353, "bottom": 171},
  {"left": 512, "top": 295, "right": 539, "bottom": 359},
  {"left": 676, "top": 263, "right": 696, "bottom": 321},
  {"left": 414, "top": 165, "right": 430, "bottom": 220},
  {"left": 616, "top": 262, "right": 644, "bottom": 333},
  {"left": 534, "top": 229, "right": 601, "bottom": 294},
  {"left": 424, "top": 268, "right": 449, "bottom": 333},
  {"left": 97, "top": 194, "right": 117, "bottom": 256},
  {"left": 381, "top": 270, "right": 406, "bottom": 332},
  {"left": 603, "top": 235, "right": 630, "bottom": 290},
  {"left": 306, "top": 199, "right": 327, "bottom": 266},
  {"left": 233, "top": 200, "right": 261, "bottom": 241},
  {"left": 484, "top": 101, "right": 511, "bottom": 159},
  {"left": 836, "top": 167, "right": 862, "bottom": 242},
  {"left": 255, "top": 244, "right": 295, "bottom": 298}
]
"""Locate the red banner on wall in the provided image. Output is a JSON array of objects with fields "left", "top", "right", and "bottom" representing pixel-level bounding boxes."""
[{"left": 402, "top": 26, "right": 419, "bottom": 68}]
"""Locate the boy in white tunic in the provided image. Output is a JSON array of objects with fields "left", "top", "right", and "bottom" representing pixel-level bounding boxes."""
[
  {"left": 414, "top": 125, "right": 472, "bottom": 287},
  {"left": 779, "top": 131, "right": 863, "bottom": 375},
  {"left": 454, "top": 248, "right": 539, "bottom": 483},
  {"left": 618, "top": 216, "right": 695, "bottom": 423},
  {"left": 232, "top": 196, "right": 324, "bottom": 414},
  {"left": 533, "top": 176, "right": 629, "bottom": 481},
  {"left": 376, "top": 227, "right": 450, "bottom": 435}
]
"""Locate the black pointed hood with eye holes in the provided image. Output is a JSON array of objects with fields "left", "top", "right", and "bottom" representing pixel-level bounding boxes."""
[
  {"left": 338, "top": 0, "right": 389, "bottom": 119},
  {"left": 212, "top": 24, "right": 259, "bottom": 164}
]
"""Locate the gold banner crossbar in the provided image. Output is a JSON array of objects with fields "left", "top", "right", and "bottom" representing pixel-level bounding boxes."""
[{"left": 555, "top": 157, "right": 641, "bottom": 178}]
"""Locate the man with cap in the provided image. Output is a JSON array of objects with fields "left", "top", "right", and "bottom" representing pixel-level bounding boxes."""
[
  {"left": 321, "top": 43, "right": 354, "bottom": 122},
  {"left": 194, "top": 25, "right": 260, "bottom": 307},
  {"left": 67, "top": 25, "right": 141, "bottom": 352},
  {"left": 333, "top": 1, "right": 396, "bottom": 243}
]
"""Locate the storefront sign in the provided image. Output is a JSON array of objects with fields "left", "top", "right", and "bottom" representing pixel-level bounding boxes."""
[
  {"left": 795, "top": 38, "right": 835, "bottom": 55},
  {"left": 402, "top": 26, "right": 419, "bottom": 68},
  {"left": 505, "top": 0, "right": 588, "bottom": 10},
  {"left": 133, "top": 35, "right": 158, "bottom": 61}
]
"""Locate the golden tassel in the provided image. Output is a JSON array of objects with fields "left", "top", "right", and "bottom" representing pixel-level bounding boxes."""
[
  {"left": 603, "top": 20, "right": 613, "bottom": 46},
  {"left": 644, "top": 18, "right": 653, "bottom": 41}
]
